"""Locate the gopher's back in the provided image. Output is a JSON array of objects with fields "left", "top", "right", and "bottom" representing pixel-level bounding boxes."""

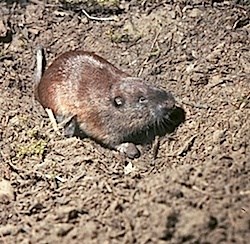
[{"left": 36, "top": 50, "right": 127, "bottom": 116}]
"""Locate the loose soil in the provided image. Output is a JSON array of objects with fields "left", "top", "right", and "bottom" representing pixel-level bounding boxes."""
[{"left": 0, "top": 0, "right": 249, "bottom": 243}]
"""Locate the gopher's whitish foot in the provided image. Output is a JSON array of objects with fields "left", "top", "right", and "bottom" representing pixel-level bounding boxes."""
[{"left": 116, "top": 143, "right": 140, "bottom": 159}]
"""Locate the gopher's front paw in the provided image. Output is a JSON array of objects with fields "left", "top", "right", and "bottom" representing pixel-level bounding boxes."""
[{"left": 116, "top": 142, "right": 140, "bottom": 159}]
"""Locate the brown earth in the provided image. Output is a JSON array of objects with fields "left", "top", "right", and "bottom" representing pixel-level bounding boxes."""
[{"left": 0, "top": 0, "right": 250, "bottom": 243}]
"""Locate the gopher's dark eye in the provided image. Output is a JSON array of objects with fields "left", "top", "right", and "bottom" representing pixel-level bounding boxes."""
[
  {"left": 113, "top": 96, "right": 124, "bottom": 107},
  {"left": 138, "top": 96, "right": 147, "bottom": 103}
]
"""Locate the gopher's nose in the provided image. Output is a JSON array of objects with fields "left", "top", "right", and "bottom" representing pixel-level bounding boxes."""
[
  {"left": 165, "top": 92, "right": 175, "bottom": 109},
  {"left": 155, "top": 89, "right": 175, "bottom": 107},
  {"left": 156, "top": 91, "right": 175, "bottom": 115},
  {"left": 160, "top": 91, "right": 175, "bottom": 109},
  {"left": 155, "top": 100, "right": 175, "bottom": 119}
]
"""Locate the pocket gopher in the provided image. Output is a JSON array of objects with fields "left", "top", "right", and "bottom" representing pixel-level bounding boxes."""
[{"left": 35, "top": 49, "right": 175, "bottom": 158}]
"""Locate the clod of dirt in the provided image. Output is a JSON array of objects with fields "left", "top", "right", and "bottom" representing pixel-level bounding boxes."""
[
  {"left": 55, "top": 223, "right": 74, "bottom": 237},
  {"left": 176, "top": 209, "right": 217, "bottom": 242},
  {"left": 0, "top": 178, "right": 15, "bottom": 203},
  {"left": 0, "top": 225, "right": 16, "bottom": 236},
  {"left": 124, "top": 161, "right": 136, "bottom": 175},
  {"left": 55, "top": 206, "right": 81, "bottom": 222},
  {"left": 0, "top": 20, "right": 8, "bottom": 37},
  {"left": 0, "top": 18, "right": 12, "bottom": 43}
]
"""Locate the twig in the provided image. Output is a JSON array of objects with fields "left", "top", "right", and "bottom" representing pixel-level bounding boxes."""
[
  {"left": 7, "top": 161, "right": 25, "bottom": 174},
  {"left": 82, "top": 9, "right": 116, "bottom": 21},
  {"left": 166, "top": 135, "right": 197, "bottom": 157},
  {"left": 55, "top": 175, "right": 67, "bottom": 183},
  {"left": 239, "top": 190, "right": 250, "bottom": 195},
  {"left": 35, "top": 47, "right": 44, "bottom": 85},
  {"left": 181, "top": 100, "right": 210, "bottom": 109},
  {"left": 29, "top": 0, "right": 43, "bottom": 4},
  {"left": 191, "top": 185, "right": 222, "bottom": 199},
  {"left": 175, "top": 97, "right": 214, "bottom": 109},
  {"left": 138, "top": 31, "right": 161, "bottom": 76},
  {"left": 45, "top": 108, "right": 60, "bottom": 135},
  {"left": 152, "top": 136, "right": 160, "bottom": 160}
]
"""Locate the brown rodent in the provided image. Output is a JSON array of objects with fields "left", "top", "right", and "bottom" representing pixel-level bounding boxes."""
[{"left": 35, "top": 48, "right": 175, "bottom": 158}]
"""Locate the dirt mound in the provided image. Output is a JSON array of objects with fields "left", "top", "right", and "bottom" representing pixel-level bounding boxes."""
[{"left": 0, "top": 0, "right": 249, "bottom": 243}]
